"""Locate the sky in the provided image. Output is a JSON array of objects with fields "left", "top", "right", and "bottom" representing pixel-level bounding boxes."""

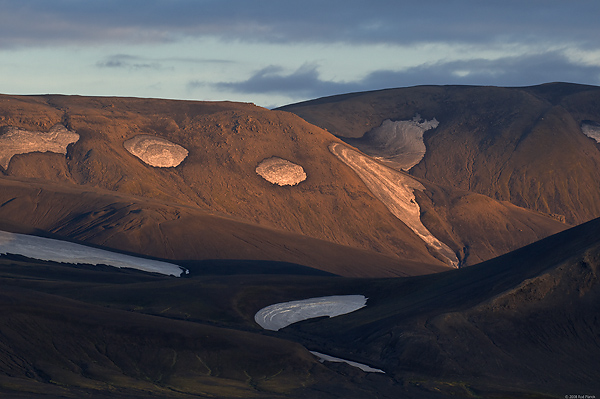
[{"left": 1, "top": 0, "right": 599, "bottom": 108}]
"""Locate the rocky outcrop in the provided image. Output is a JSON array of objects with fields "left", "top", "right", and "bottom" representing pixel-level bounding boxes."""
[
  {"left": 124, "top": 135, "right": 188, "bottom": 167},
  {"left": 256, "top": 156, "right": 307, "bottom": 186}
]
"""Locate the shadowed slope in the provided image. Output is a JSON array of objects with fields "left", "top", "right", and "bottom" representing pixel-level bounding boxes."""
[
  {"left": 1, "top": 218, "right": 598, "bottom": 397},
  {"left": 280, "top": 217, "right": 600, "bottom": 397},
  {"left": 0, "top": 283, "right": 326, "bottom": 398},
  {"left": 279, "top": 83, "right": 600, "bottom": 224},
  {"left": 0, "top": 255, "right": 450, "bottom": 399}
]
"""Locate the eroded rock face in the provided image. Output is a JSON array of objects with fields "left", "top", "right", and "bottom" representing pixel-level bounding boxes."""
[
  {"left": 124, "top": 135, "right": 188, "bottom": 167},
  {"left": 256, "top": 157, "right": 307, "bottom": 186},
  {"left": 0, "top": 124, "right": 79, "bottom": 169},
  {"left": 582, "top": 121, "right": 600, "bottom": 143}
]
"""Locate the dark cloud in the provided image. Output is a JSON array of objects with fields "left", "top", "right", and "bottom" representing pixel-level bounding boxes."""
[
  {"left": 96, "top": 55, "right": 165, "bottom": 70},
  {"left": 210, "top": 52, "right": 600, "bottom": 101},
  {"left": 213, "top": 65, "right": 362, "bottom": 98},
  {"left": 1, "top": 0, "right": 599, "bottom": 47},
  {"left": 361, "top": 52, "right": 600, "bottom": 89},
  {"left": 96, "top": 54, "right": 232, "bottom": 70}
]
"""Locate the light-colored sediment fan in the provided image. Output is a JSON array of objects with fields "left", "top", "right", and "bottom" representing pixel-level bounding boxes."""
[
  {"left": 0, "top": 124, "right": 79, "bottom": 169},
  {"left": 254, "top": 295, "right": 367, "bottom": 331},
  {"left": 581, "top": 122, "right": 600, "bottom": 143},
  {"left": 355, "top": 115, "right": 438, "bottom": 171},
  {"left": 124, "top": 135, "right": 189, "bottom": 167},
  {"left": 0, "top": 230, "right": 186, "bottom": 277},
  {"left": 330, "top": 143, "right": 459, "bottom": 267},
  {"left": 255, "top": 156, "right": 307, "bottom": 186}
]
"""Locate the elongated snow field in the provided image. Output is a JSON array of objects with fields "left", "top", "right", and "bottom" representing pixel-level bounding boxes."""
[
  {"left": 0, "top": 230, "right": 186, "bottom": 276},
  {"left": 254, "top": 295, "right": 367, "bottom": 331},
  {"left": 310, "top": 351, "right": 385, "bottom": 373}
]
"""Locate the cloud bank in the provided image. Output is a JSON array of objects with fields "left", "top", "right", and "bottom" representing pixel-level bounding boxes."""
[
  {"left": 213, "top": 53, "right": 600, "bottom": 101},
  {"left": 1, "top": 1, "right": 599, "bottom": 48},
  {"left": 0, "top": 1, "right": 599, "bottom": 105}
]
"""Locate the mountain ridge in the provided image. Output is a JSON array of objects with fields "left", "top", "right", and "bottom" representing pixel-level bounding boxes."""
[{"left": 279, "top": 82, "right": 600, "bottom": 224}]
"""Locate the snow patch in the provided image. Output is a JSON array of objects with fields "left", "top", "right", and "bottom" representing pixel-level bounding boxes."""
[
  {"left": 330, "top": 142, "right": 458, "bottom": 267},
  {"left": 0, "top": 124, "right": 79, "bottom": 169},
  {"left": 0, "top": 230, "right": 186, "bottom": 277},
  {"left": 124, "top": 135, "right": 188, "bottom": 167},
  {"left": 581, "top": 121, "right": 600, "bottom": 143},
  {"left": 256, "top": 157, "right": 307, "bottom": 186},
  {"left": 310, "top": 351, "right": 385, "bottom": 373},
  {"left": 352, "top": 115, "right": 438, "bottom": 171},
  {"left": 254, "top": 295, "right": 367, "bottom": 331}
]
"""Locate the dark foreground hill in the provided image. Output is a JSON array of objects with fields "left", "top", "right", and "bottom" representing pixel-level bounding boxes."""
[
  {"left": 280, "top": 216, "right": 600, "bottom": 397},
  {"left": 1, "top": 217, "right": 599, "bottom": 398},
  {"left": 279, "top": 82, "right": 600, "bottom": 225}
]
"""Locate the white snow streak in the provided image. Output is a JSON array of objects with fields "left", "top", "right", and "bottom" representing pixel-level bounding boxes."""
[
  {"left": 254, "top": 295, "right": 367, "bottom": 331},
  {"left": 310, "top": 351, "right": 385, "bottom": 373},
  {"left": 0, "top": 230, "right": 186, "bottom": 276},
  {"left": 582, "top": 121, "right": 600, "bottom": 143},
  {"left": 330, "top": 142, "right": 458, "bottom": 267}
]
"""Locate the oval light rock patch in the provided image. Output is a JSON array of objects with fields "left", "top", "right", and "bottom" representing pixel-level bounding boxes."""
[
  {"left": 256, "top": 157, "right": 307, "bottom": 186},
  {"left": 124, "top": 135, "right": 188, "bottom": 167}
]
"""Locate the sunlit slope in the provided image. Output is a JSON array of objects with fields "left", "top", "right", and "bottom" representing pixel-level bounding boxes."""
[
  {"left": 0, "top": 178, "right": 445, "bottom": 277},
  {"left": 0, "top": 92, "right": 568, "bottom": 269},
  {"left": 279, "top": 82, "right": 600, "bottom": 224},
  {"left": 0, "top": 94, "right": 449, "bottom": 268}
]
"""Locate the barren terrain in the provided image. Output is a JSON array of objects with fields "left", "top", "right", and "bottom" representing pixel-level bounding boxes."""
[{"left": 1, "top": 85, "right": 597, "bottom": 398}]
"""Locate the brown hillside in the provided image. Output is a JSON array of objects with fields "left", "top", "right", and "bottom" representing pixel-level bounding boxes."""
[
  {"left": 414, "top": 178, "right": 568, "bottom": 265},
  {"left": 0, "top": 94, "right": 444, "bottom": 267},
  {"left": 0, "top": 177, "right": 446, "bottom": 277},
  {"left": 279, "top": 83, "right": 600, "bottom": 224},
  {"left": 0, "top": 93, "right": 566, "bottom": 269}
]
